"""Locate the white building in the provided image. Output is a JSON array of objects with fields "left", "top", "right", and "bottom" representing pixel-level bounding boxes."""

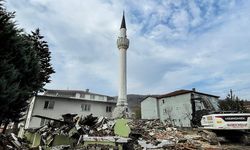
[
  {"left": 24, "top": 89, "right": 116, "bottom": 129},
  {"left": 141, "top": 89, "right": 220, "bottom": 127}
]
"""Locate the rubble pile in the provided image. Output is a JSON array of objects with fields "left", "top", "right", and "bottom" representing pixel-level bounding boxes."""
[
  {"left": 128, "top": 119, "right": 221, "bottom": 149},
  {"left": 0, "top": 114, "right": 222, "bottom": 149},
  {"left": 89, "top": 116, "right": 115, "bottom": 136},
  {"left": 0, "top": 133, "right": 29, "bottom": 149},
  {"left": 129, "top": 119, "right": 183, "bottom": 141},
  {"left": 30, "top": 114, "right": 116, "bottom": 147},
  {"left": 128, "top": 119, "right": 184, "bottom": 149}
]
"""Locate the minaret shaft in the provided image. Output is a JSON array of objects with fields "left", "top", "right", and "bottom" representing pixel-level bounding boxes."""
[
  {"left": 116, "top": 25, "right": 129, "bottom": 106},
  {"left": 118, "top": 48, "right": 127, "bottom": 106},
  {"left": 112, "top": 12, "right": 129, "bottom": 118}
]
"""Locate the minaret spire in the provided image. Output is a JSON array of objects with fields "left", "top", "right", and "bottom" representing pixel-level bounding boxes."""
[{"left": 120, "top": 11, "right": 126, "bottom": 29}]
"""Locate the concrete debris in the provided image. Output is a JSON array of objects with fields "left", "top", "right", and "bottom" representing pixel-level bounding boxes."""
[
  {"left": 198, "top": 129, "right": 219, "bottom": 145},
  {"left": 31, "top": 114, "right": 117, "bottom": 147},
  {"left": 0, "top": 132, "right": 30, "bottom": 149},
  {"left": 128, "top": 119, "right": 221, "bottom": 150},
  {"left": 128, "top": 119, "right": 182, "bottom": 142},
  {"left": 1, "top": 114, "right": 223, "bottom": 149},
  {"left": 51, "top": 145, "right": 70, "bottom": 150}
]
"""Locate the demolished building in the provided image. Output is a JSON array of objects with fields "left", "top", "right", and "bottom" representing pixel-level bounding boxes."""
[{"left": 23, "top": 89, "right": 116, "bottom": 129}]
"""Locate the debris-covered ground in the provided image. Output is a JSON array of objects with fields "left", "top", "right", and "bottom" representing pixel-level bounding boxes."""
[
  {"left": 0, "top": 114, "right": 245, "bottom": 150},
  {"left": 0, "top": 133, "right": 30, "bottom": 149}
]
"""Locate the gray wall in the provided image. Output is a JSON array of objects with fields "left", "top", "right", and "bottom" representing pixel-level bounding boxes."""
[
  {"left": 159, "top": 93, "right": 192, "bottom": 127},
  {"left": 141, "top": 97, "right": 159, "bottom": 119},
  {"left": 140, "top": 92, "right": 219, "bottom": 128}
]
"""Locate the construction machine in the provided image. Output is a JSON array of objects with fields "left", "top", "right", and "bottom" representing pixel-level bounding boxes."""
[
  {"left": 189, "top": 92, "right": 250, "bottom": 144},
  {"left": 201, "top": 112, "right": 250, "bottom": 145}
]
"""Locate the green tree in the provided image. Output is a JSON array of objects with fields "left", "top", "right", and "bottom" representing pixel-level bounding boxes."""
[
  {"left": 28, "top": 29, "right": 55, "bottom": 92},
  {"left": 0, "top": 1, "right": 54, "bottom": 132},
  {"left": 219, "top": 89, "right": 246, "bottom": 112}
]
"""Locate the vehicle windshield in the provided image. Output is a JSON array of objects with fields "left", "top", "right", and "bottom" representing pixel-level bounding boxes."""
[
  {"left": 193, "top": 93, "right": 220, "bottom": 111},
  {"left": 208, "top": 97, "right": 220, "bottom": 111}
]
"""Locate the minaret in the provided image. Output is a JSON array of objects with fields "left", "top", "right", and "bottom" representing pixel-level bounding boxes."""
[{"left": 112, "top": 12, "right": 130, "bottom": 118}]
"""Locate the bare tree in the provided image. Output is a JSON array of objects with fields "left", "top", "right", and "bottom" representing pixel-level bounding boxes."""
[
  {"left": 183, "top": 104, "right": 193, "bottom": 127},
  {"left": 183, "top": 104, "right": 192, "bottom": 121},
  {"left": 163, "top": 107, "right": 175, "bottom": 126}
]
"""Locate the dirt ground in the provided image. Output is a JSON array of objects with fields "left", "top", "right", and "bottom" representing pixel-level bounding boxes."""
[
  {"left": 221, "top": 142, "right": 250, "bottom": 150},
  {"left": 183, "top": 129, "right": 250, "bottom": 150}
]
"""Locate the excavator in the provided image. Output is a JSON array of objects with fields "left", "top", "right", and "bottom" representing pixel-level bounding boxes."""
[
  {"left": 189, "top": 93, "right": 250, "bottom": 145},
  {"left": 201, "top": 112, "right": 250, "bottom": 145}
]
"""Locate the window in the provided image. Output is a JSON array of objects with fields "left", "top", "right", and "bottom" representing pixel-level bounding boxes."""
[
  {"left": 75, "top": 93, "right": 80, "bottom": 98},
  {"left": 44, "top": 101, "right": 55, "bottom": 109},
  {"left": 90, "top": 94, "right": 95, "bottom": 99},
  {"left": 162, "top": 100, "right": 165, "bottom": 104},
  {"left": 106, "top": 106, "right": 112, "bottom": 112},
  {"left": 99, "top": 96, "right": 104, "bottom": 100},
  {"left": 81, "top": 104, "right": 91, "bottom": 111},
  {"left": 40, "top": 118, "right": 50, "bottom": 126},
  {"left": 195, "top": 100, "right": 205, "bottom": 111},
  {"left": 125, "top": 108, "right": 128, "bottom": 112},
  {"left": 80, "top": 94, "right": 85, "bottom": 98}
]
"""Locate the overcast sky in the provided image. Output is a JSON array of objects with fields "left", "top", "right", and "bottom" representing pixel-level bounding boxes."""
[{"left": 6, "top": 0, "right": 250, "bottom": 99}]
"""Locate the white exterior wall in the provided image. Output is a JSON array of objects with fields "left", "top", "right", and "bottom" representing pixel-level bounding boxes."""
[
  {"left": 117, "top": 48, "right": 127, "bottom": 105},
  {"left": 28, "top": 96, "right": 115, "bottom": 128},
  {"left": 141, "top": 97, "right": 159, "bottom": 119},
  {"left": 159, "top": 93, "right": 192, "bottom": 127}
]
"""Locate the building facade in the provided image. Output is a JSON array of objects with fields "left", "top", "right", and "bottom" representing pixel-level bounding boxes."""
[
  {"left": 24, "top": 89, "right": 116, "bottom": 129},
  {"left": 141, "top": 89, "right": 220, "bottom": 127}
]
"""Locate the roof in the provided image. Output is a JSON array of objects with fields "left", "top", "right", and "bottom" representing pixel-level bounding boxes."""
[
  {"left": 140, "top": 95, "right": 160, "bottom": 103},
  {"left": 141, "top": 95, "right": 159, "bottom": 101},
  {"left": 141, "top": 89, "right": 219, "bottom": 102},
  {"left": 45, "top": 89, "right": 86, "bottom": 95},
  {"left": 120, "top": 11, "right": 126, "bottom": 29},
  {"left": 37, "top": 95, "right": 117, "bottom": 104},
  {"left": 44, "top": 89, "right": 113, "bottom": 100},
  {"left": 157, "top": 89, "right": 219, "bottom": 99}
]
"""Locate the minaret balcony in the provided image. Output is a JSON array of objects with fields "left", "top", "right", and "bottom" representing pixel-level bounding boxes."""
[{"left": 117, "top": 37, "right": 129, "bottom": 49}]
